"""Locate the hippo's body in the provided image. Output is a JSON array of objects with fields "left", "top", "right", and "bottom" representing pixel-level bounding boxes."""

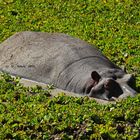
[{"left": 0, "top": 31, "right": 137, "bottom": 100}]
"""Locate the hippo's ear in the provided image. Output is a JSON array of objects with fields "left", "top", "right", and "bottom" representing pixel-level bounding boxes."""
[{"left": 91, "top": 71, "right": 101, "bottom": 81}]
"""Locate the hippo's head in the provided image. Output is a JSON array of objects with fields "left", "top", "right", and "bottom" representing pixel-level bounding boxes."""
[{"left": 87, "top": 71, "right": 137, "bottom": 100}]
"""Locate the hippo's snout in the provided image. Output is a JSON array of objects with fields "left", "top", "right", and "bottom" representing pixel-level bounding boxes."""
[
  {"left": 118, "top": 84, "right": 137, "bottom": 99},
  {"left": 87, "top": 72, "right": 137, "bottom": 101}
]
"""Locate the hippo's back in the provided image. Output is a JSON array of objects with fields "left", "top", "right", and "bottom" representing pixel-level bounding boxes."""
[{"left": 0, "top": 31, "right": 117, "bottom": 85}]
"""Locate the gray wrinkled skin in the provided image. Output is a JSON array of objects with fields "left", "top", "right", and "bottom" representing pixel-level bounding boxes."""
[{"left": 0, "top": 31, "right": 137, "bottom": 100}]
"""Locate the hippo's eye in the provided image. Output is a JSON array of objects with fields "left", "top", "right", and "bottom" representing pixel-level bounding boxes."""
[{"left": 104, "top": 81, "right": 111, "bottom": 89}]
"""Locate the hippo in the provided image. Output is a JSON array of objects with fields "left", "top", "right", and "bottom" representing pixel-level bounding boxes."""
[{"left": 0, "top": 31, "right": 137, "bottom": 100}]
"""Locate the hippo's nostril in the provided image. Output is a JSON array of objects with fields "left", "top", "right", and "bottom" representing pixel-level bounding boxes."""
[{"left": 112, "top": 75, "right": 117, "bottom": 80}]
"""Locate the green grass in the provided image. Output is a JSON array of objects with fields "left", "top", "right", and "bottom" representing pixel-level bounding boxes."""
[
  {"left": 0, "top": 0, "right": 140, "bottom": 139},
  {"left": 0, "top": 74, "right": 140, "bottom": 139}
]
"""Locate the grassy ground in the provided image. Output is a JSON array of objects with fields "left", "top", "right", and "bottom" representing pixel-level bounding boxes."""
[
  {"left": 0, "top": 74, "right": 140, "bottom": 139},
  {"left": 0, "top": 0, "right": 140, "bottom": 139}
]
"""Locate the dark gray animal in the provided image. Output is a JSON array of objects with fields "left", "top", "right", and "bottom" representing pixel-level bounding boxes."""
[{"left": 0, "top": 31, "right": 137, "bottom": 100}]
